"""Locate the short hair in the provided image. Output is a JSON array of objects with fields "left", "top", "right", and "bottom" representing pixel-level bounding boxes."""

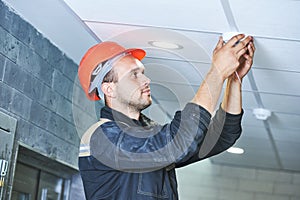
[
  {"left": 102, "top": 68, "right": 118, "bottom": 83},
  {"left": 102, "top": 68, "right": 118, "bottom": 104}
]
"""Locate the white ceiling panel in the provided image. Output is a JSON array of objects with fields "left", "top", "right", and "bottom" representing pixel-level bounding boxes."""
[
  {"left": 215, "top": 88, "right": 257, "bottom": 110},
  {"left": 230, "top": 0, "right": 300, "bottom": 40},
  {"left": 269, "top": 112, "right": 300, "bottom": 130},
  {"left": 145, "top": 58, "right": 254, "bottom": 92},
  {"left": 253, "top": 69, "right": 300, "bottom": 96},
  {"left": 144, "top": 58, "right": 208, "bottom": 85},
  {"left": 149, "top": 83, "right": 182, "bottom": 102},
  {"left": 241, "top": 125, "right": 270, "bottom": 140},
  {"left": 276, "top": 141, "right": 300, "bottom": 157},
  {"left": 179, "top": 31, "right": 222, "bottom": 59},
  {"left": 151, "top": 81, "right": 254, "bottom": 107},
  {"left": 65, "top": 0, "right": 230, "bottom": 32},
  {"left": 235, "top": 136, "right": 274, "bottom": 151},
  {"left": 238, "top": 74, "right": 253, "bottom": 91},
  {"left": 272, "top": 128, "right": 300, "bottom": 143},
  {"left": 241, "top": 91, "right": 259, "bottom": 109},
  {"left": 85, "top": 25, "right": 214, "bottom": 63},
  {"left": 276, "top": 141, "right": 300, "bottom": 170},
  {"left": 193, "top": 116, "right": 280, "bottom": 170},
  {"left": 253, "top": 38, "right": 300, "bottom": 72},
  {"left": 260, "top": 93, "right": 300, "bottom": 115},
  {"left": 144, "top": 92, "right": 261, "bottom": 125},
  {"left": 150, "top": 82, "right": 196, "bottom": 105},
  {"left": 85, "top": 21, "right": 140, "bottom": 42}
]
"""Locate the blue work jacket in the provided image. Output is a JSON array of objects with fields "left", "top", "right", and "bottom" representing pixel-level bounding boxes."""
[{"left": 79, "top": 103, "right": 243, "bottom": 199}]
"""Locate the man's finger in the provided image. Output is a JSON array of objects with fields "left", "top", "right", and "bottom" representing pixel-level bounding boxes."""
[
  {"left": 226, "top": 34, "right": 245, "bottom": 47},
  {"left": 234, "top": 36, "right": 252, "bottom": 51},
  {"left": 236, "top": 46, "right": 248, "bottom": 58},
  {"left": 214, "top": 36, "right": 224, "bottom": 52},
  {"left": 248, "top": 42, "right": 255, "bottom": 57}
]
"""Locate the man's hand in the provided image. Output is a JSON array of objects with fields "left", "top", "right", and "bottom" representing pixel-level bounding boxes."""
[
  {"left": 220, "top": 35, "right": 256, "bottom": 114},
  {"left": 211, "top": 34, "right": 254, "bottom": 81},
  {"left": 230, "top": 40, "right": 256, "bottom": 82},
  {"left": 191, "top": 34, "right": 255, "bottom": 114}
]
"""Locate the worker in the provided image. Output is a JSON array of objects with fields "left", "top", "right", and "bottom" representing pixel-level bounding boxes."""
[{"left": 77, "top": 34, "right": 255, "bottom": 199}]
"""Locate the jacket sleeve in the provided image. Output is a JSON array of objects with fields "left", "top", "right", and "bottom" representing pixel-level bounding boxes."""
[
  {"left": 175, "top": 104, "right": 243, "bottom": 168},
  {"left": 90, "top": 103, "right": 211, "bottom": 172}
]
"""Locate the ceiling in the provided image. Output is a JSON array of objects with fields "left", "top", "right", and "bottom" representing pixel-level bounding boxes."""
[{"left": 3, "top": 0, "right": 300, "bottom": 173}]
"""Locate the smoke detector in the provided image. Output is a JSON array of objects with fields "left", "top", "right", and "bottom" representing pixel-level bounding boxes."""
[{"left": 253, "top": 108, "right": 272, "bottom": 120}]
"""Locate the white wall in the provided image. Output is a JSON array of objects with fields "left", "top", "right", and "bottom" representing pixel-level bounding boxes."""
[{"left": 177, "top": 160, "right": 300, "bottom": 200}]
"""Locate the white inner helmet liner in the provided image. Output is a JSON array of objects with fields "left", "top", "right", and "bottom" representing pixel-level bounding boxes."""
[{"left": 89, "top": 52, "right": 129, "bottom": 99}]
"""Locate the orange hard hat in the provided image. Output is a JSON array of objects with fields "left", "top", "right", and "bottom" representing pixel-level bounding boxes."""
[{"left": 78, "top": 41, "right": 146, "bottom": 101}]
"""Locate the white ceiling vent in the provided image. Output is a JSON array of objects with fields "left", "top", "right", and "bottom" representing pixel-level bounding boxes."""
[{"left": 253, "top": 108, "right": 272, "bottom": 120}]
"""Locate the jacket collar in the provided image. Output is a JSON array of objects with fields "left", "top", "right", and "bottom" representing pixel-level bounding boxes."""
[{"left": 100, "top": 106, "right": 154, "bottom": 127}]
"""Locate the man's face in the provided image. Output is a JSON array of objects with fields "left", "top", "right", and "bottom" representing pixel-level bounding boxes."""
[{"left": 112, "top": 55, "right": 152, "bottom": 111}]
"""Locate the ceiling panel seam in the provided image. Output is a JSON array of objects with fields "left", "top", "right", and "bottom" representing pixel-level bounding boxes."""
[
  {"left": 58, "top": 0, "right": 101, "bottom": 42},
  {"left": 251, "top": 67, "right": 300, "bottom": 74},
  {"left": 84, "top": 21, "right": 300, "bottom": 42},
  {"left": 220, "top": 0, "right": 283, "bottom": 170},
  {"left": 84, "top": 20, "right": 226, "bottom": 35}
]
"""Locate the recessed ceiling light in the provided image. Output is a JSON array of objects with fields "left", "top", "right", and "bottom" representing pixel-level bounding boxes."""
[
  {"left": 227, "top": 147, "right": 244, "bottom": 154},
  {"left": 148, "top": 41, "right": 183, "bottom": 50}
]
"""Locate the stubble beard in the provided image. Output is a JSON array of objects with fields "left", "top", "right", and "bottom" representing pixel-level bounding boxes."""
[
  {"left": 120, "top": 95, "right": 152, "bottom": 113},
  {"left": 129, "top": 97, "right": 152, "bottom": 112}
]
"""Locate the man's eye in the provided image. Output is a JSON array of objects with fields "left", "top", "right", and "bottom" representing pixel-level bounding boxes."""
[{"left": 133, "top": 72, "right": 138, "bottom": 78}]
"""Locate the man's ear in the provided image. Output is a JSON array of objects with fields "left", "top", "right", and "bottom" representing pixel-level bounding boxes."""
[{"left": 101, "top": 82, "right": 115, "bottom": 98}]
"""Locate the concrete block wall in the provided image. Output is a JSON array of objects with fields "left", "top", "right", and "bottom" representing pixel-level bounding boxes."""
[
  {"left": 177, "top": 159, "right": 300, "bottom": 200},
  {"left": 0, "top": 0, "right": 97, "bottom": 172}
]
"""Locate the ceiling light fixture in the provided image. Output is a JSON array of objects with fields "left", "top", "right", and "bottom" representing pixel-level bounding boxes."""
[
  {"left": 148, "top": 41, "right": 183, "bottom": 50},
  {"left": 227, "top": 147, "right": 244, "bottom": 154}
]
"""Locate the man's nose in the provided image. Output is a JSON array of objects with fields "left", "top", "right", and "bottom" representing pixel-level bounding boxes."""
[{"left": 142, "top": 74, "right": 151, "bottom": 86}]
